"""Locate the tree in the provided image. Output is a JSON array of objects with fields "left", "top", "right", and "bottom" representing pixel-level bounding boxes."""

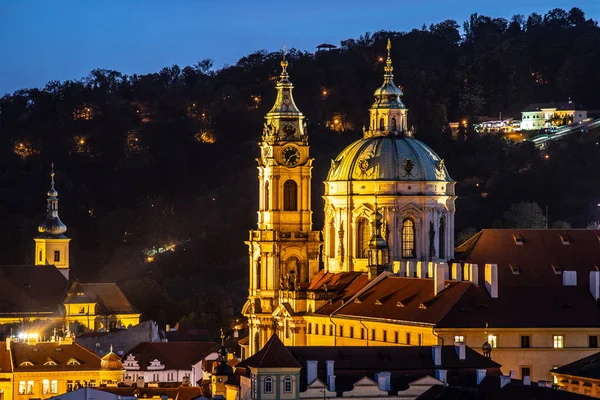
[
  {"left": 496, "top": 202, "right": 546, "bottom": 228},
  {"left": 552, "top": 220, "right": 572, "bottom": 229}
]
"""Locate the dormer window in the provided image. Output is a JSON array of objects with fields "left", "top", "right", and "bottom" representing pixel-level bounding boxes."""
[
  {"left": 20, "top": 361, "right": 34, "bottom": 367},
  {"left": 44, "top": 360, "right": 57, "bottom": 366},
  {"left": 509, "top": 264, "right": 520, "bottom": 275},
  {"left": 560, "top": 235, "right": 570, "bottom": 245},
  {"left": 513, "top": 235, "right": 524, "bottom": 245},
  {"left": 552, "top": 264, "right": 562, "bottom": 275},
  {"left": 67, "top": 358, "right": 81, "bottom": 366}
]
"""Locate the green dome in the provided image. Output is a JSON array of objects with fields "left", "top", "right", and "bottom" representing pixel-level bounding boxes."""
[{"left": 327, "top": 136, "right": 452, "bottom": 182}]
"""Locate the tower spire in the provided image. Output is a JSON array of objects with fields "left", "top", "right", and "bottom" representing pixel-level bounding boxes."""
[
  {"left": 384, "top": 38, "right": 393, "bottom": 82},
  {"left": 38, "top": 163, "right": 67, "bottom": 237}
]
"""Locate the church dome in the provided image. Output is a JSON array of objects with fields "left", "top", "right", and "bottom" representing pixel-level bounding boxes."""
[
  {"left": 327, "top": 135, "right": 452, "bottom": 182},
  {"left": 38, "top": 216, "right": 67, "bottom": 236}
]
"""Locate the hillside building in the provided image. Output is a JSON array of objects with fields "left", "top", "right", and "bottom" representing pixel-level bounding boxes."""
[{"left": 520, "top": 101, "right": 587, "bottom": 130}]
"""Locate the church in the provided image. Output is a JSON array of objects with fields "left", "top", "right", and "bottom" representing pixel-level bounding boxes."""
[
  {"left": 242, "top": 40, "right": 600, "bottom": 383},
  {"left": 0, "top": 166, "right": 140, "bottom": 334}
]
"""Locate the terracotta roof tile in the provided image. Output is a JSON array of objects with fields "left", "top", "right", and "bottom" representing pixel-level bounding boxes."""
[
  {"left": 8, "top": 341, "right": 105, "bottom": 372},
  {"left": 455, "top": 229, "right": 600, "bottom": 287},
  {"left": 124, "top": 342, "right": 219, "bottom": 371}
]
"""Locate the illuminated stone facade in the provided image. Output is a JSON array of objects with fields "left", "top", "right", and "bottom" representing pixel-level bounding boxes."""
[{"left": 243, "top": 55, "right": 322, "bottom": 356}]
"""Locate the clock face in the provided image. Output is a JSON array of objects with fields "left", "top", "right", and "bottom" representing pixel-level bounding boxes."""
[{"left": 282, "top": 146, "right": 300, "bottom": 167}]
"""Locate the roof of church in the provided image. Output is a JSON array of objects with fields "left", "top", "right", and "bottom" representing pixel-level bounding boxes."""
[
  {"left": 523, "top": 101, "right": 584, "bottom": 112},
  {"left": 326, "top": 136, "right": 452, "bottom": 182},
  {"left": 288, "top": 345, "right": 500, "bottom": 392},
  {"left": 2, "top": 341, "right": 108, "bottom": 372},
  {"left": 123, "top": 341, "right": 219, "bottom": 371},
  {"left": 553, "top": 351, "right": 600, "bottom": 380},
  {"left": 0, "top": 265, "right": 68, "bottom": 317},
  {"left": 64, "top": 282, "right": 138, "bottom": 314},
  {"left": 315, "top": 274, "right": 470, "bottom": 325},
  {"left": 237, "top": 334, "right": 300, "bottom": 369},
  {"left": 455, "top": 229, "right": 600, "bottom": 287}
]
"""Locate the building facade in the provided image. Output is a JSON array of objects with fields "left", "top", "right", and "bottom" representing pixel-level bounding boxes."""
[{"left": 520, "top": 101, "right": 587, "bottom": 130}]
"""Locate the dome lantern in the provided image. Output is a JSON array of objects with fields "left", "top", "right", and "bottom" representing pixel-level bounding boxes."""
[{"left": 38, "top": 163, "right": 68, "bottom": 238}]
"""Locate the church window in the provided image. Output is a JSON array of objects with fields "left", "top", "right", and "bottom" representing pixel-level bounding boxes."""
[
  {"left": 54, "top": 250, "right": 60, "bottom": 262},
  {"left": 379, "top": 117, "right": 385, "bottom": 130},
  {"left": 284, "top": 376, "right": 293, "bottom": 393},
  {"left": 256, "top": 257, "right": 261, "bottom": 290},
  {"left": 283, "top": 180, "right": 297, "bottom": 211},
  {"left": 39, "top": 250, "right": 43, "bottom": 262},
  {"left": 402, "top": 219, "right": 416, "bottom": 258},
  {"left": 357, "top": 218, "right": 369, "bottom": 258},
  {"left": 439, "top": 215, "right": 446, "bottom": 259},
  {"left": 264, "top": 181, "right": 269, "bottom": 210},
  {"left": 264, "top": 377, "right": 273, "bottom": 393},
  {"left": 328, "top": 220, "right": 336, "bottom": 258},
  {"left": 391, "top": 117, "right": 397, "bottom": 131}
]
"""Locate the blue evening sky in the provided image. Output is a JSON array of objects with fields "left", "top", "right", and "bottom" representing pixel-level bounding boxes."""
[{"left": 1, "top": 0, "right": 599, "bottom": 95}]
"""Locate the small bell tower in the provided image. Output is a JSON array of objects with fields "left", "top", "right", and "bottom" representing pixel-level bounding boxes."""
[{"left": 34, "top": 163, "right": 70, "bottom": 280}]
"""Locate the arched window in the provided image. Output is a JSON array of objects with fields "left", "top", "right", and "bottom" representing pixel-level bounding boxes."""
[
  {"left": 379, "top": 117, "right": 385, "bottom": 130},
  {"left": 264, "top": 181, "right": 269, "bottom": 210},
  {"left": 391, "top": 117, "right": 397, "bottom": 131},
  {"left": 264, "top": 377, "right": 273, "bottom": 393},
  {"left": 357, "top": 218, "right": 369, "bottom": 258},
  {"left": 284, "top": 376, "right": 293, "bottom": 393},
  {"left": 402, "top": 219, "right": 416, "bottom": 258},
  {"left": 328, "top": 220, "right": 336, "bottom": 257},
  {"left": 283, "top": 180, "right": 297, "bottom": 211},
  {"left": 439, "top": 215, "right": 446, "bottom": 259}
]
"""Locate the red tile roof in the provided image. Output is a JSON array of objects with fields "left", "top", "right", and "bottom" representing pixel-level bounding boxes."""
[
  {"left": 437, "top": 284, "right": 600, "bottom": 328},
  {"left": 0, "top": 265, "right": 68, "bottom": 317},
  {"left": 124, "top": 342, "right": 219, "bottom": 371},
  {"left": 456, "top": 229, "right": 600, "bottom": 287},
  {"left": 319, "top": 274, "right": 470, "bottom": 325},
  {"left": 4, "top": 341, "right": 107, "bottom": 372},
  {"left": 238, "top": 334, "right": 300, "bottom": 369}
]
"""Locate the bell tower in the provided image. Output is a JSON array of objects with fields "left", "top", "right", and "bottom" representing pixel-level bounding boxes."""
[
  {"left": 34, "top": 164, "right": 70, "bottom": 280},
  {"left": 243, "top": 51, "right": 322, "bottom": 356}
]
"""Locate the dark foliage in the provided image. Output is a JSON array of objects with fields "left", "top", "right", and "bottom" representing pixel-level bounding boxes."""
[{"left": 1, "top": 8, "right": 600, "bottom": 334}]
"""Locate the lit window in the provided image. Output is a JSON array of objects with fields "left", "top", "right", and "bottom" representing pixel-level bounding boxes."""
[
  {"left": 357, "top": 218, "right": 369, "bottom": 258},
  {"left": 264, "top": 377, "right": 273, "bottom": 393},
  {"left": 402, "top": 219, "right": 416, "bottom": 258},
  {"left": 488, "top": 334, "right": 498, "bottom": 348},
  {"left": 27, "top": 381, "right": 34, "bottom": 395},
  {"left": 553, "top": 335, "right": 564, "bottom": 348},
  {"left": 284, "top": 376, "right": 293, "bottom": 393},
  {"left": 19, "top": 381, "right": 26, "bottom": 395},
  {"left": 283, "top": 180, "right": 297, "bottom": 211},
  {"left": 43, "top": 380, "right": 50, "bottom": 394},
  {"left": 454, "top": 335, "right": 465, "bottom": 343},
  {"left": 54, "top": 250, "right": 60, "bottom": 262}
]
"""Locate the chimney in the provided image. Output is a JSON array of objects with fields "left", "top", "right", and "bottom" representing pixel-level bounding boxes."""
[
  {"left": 590, "top": 271, "right": 600, "bottom": 300},
  {"left": 327, "top": 375, "right": 336, "bottom": 392},
  {"left": 562, "top": 271, "right": 577, "bottom": 286},
  {"left": 476, "top": 369, "right": 486, "bottom": 385},
  {"left": 484, "top": 264, "right": 499, "bottom": 298},
  {"left": 434, "top": 263, "right": 448, "bottom": 296},
  {"left": 500, "top": 375, "right": 511, "bottom": 388},
  {"left": 326, "top": 360, "right": 335, "bottom": 381},
  {"left": 455, "top": 342, "right": 466, "bottom": 360},
  {"left": 427, "top": 262, "right": 435, "bottom": 279},
  {"left": 468, "top": 264, "right": 479, "bottom": 286},
  {"left": 417, "top": 262, "right": 427, "bottom": 278},
  {"left": 406, "top": 261, "right": 415, "bottom": 277},
  {"left": 451, "top": 263, "right": 463, "bottom": 280},
  {"left": 392, "top": 261, "right": 401, "bottom": 275},
  {"left": 523, "top": 376, "right": 531, "bottom": 386},
  {"left": 306, "top": 360, "right": 318, "bottom": 385},
  {"left": 375, "top": 372, "right": 391, "bottom": 391},
  {"left": 431, "top": 345, "right": 442, "bottom": 366},
  {"left": 435, "top": 369, "right": 447, "bottom": 383}
]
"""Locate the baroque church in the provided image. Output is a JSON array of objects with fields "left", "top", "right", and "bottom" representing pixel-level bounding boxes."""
[
  {"left": 243, "top": 41, "right": 455, "bottom": 353},
  {"left": 242, "top": 41, "right": 600, "bottom": 384},
  {"left": 0, "top": 165, "right": 140, "bottom": 334}
]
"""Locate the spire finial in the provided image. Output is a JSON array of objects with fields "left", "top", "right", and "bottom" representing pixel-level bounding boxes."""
[
  {"left": 387, "top": 38, "right": 391, "bottom": 58},
  {"left": 50, "top": 162, "right": 55, "bottom": 190},
  {"left": 110, "top": 344, "right": 113, "bottom": 353},
  {"left": 220, "top": 327, "right": 225, "bottom": 346},
  {"left": 384, "top": 38, "right": 394, "bottom": 80},
  {"left": 280, "top": 43, "right": 289, "bottom": 79}
]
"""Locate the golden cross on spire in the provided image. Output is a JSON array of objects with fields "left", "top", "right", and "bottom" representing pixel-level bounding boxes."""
[
  {"left": 50, "top": 162, "right": 55, "bottom": 187},
  {"left": 387, "top": 38, "right": 391, "bottom": 58}
]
